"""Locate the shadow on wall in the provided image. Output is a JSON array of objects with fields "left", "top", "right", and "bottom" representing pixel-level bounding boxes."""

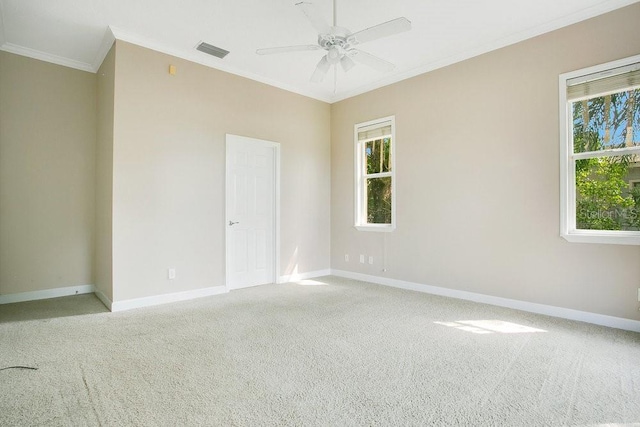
[
  {"left": 0, "top": 294, "right": 109, "bottom": 324},
  {"left": 282, "top": 246, "right": 299, "bottom": 279}
]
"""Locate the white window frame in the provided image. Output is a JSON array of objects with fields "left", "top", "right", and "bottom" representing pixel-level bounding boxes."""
[
  {"left": 559, "top": 54, "right": 640, "bottom": 245},
  {"left": 354, "top": 116, "right": 396, "bottom": 232}
]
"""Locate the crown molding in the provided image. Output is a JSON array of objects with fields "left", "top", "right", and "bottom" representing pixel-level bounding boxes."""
[
  {"left": 0, "top": 42, "right": 94, "bottom": 72},
  {"left": 0, "top": 0, "right": 637, "bottom": 102},
  {"left": 109, "top": 26, "right": 333, "bottom": 104},
  {"left": 330, "top": 0, "right": 640, "bottom": 103},
  {"left": 91, "top": 27, "right": 116, "bottom": 72},
  {"left": 0, "top": 0, "right": 6, "bottom": 46}
]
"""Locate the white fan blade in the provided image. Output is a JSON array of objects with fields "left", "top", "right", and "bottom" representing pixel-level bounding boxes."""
[
  {"left": 349, "top": 49, "right": 394, "bottom": 72},
  {"left": 311, "top": 56, "right": 330, "bottom": 83},
  {"left": 340, "top": 55, "right": 356, "bottom": 73},
  {"left": 350, "top": 17, "right": 411, "bottom": 45},
  {"left": 256, "top": 45, "right": 321, "bottom": 55},
  {"left": 296, "top": 2, "right": 331, "bottom": 35}
]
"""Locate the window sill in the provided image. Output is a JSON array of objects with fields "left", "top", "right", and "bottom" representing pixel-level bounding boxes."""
[
  {"left": 561, "top": 231, "right": 640, "bottom": 245},
  {"left": 355, "top": 224, "right": 395, "bottom": 233}
]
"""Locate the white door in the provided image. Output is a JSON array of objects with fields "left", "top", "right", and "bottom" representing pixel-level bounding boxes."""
[{"left": 225, "top": 134, "right": 279, "bottom": 290}]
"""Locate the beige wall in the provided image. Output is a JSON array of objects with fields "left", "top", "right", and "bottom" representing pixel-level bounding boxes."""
[
  {"left": 3, "top": 4, "right": 639, "bottom": 321},
  {"left": 0, "top": 52, "right": 96, "bottom": 295},
  {"left": 111, "top": 41, "right": 330, "bottom": 301},
  {"left": 331, "top": 4, "right": 640, "bottom": 320},
  {"left": 95, "top": 45, "right": 115, "bottom": 301}
]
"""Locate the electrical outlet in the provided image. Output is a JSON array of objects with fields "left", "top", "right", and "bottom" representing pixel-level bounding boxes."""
[
  {"left": 168, "top": 268, "right": 176, "bottom": 280},
  {"left": 359, "top": 254, "right": 365, "bottom": 264},
  {"left": 344, "top": 254, "right": 349, "bottom": 262},
  {"left": 368, "top": 256, "right": 374, "bottom": 265}
]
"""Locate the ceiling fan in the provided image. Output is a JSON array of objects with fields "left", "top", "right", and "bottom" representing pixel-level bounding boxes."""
[{"left": 256, "top": 0, "right": 411, "bottom": 83}]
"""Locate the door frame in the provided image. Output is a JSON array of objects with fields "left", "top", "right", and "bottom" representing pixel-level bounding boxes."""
[{"left": 225, "top": 134, "right": 280, "bottom": 289}]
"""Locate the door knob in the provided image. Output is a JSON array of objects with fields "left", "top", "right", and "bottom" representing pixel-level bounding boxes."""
[{"left": 229, "top": 221, "right": 239, "bottom": 226}]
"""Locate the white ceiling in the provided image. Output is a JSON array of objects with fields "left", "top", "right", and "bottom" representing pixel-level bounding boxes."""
[{"left": 0, "top": 0, "right": 638, "bottom": 103}]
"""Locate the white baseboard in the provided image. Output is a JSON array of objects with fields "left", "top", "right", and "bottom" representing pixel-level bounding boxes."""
[
  {"left": 110, "top": 286, "right": 229, "bottom": 312},
  {"left": 278, "top": 269, "right": 332, "bottom": 284},
  {"left": 0, "top": 284, "right": 95, "bottom": 305},
  {"left": 94, "top": 289, "right": 113, "bottom": 311},
  {"left": 331, "top": 269, "right": 640, "bottom": 333},
  {"left": 6, "top": 271, "right": 634, "bottom": 333},
  {"left": 1, "top": 283, "right": 229, "bottom": 313}
]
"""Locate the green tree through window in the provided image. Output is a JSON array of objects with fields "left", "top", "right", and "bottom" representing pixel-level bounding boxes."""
[
  {"left": 365, "top": 137, "right": 392, "bottom": 223},
  {"left": 572, "top": 88, "right": 640, "bottom": 231},
  {"left": 355, "top": 117, "right": 395, "bottom": 230}
]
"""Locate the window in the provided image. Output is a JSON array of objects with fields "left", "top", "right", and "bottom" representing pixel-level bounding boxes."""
[
  {"left": 559, "top": 55, "right": 640, "bottom": 245},
  {"left": 354, "top": 116, "right": 396, "bottom": 231}
]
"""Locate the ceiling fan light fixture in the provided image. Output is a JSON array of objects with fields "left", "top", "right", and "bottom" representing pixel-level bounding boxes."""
[
  {"left": 340, "top": 55, "right": 355, "bottom": 72},
  {"left": 327, "top": 46, "right": 341, "bottom": 64}
]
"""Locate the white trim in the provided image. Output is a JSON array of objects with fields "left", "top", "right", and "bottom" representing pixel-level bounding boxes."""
[
  {"left": 0, "top": 42, "right": 94, "bottom": 72},
  {"left": 91, "top": 27, "right": 116, "bottom": 72},
  {"left": 0, "top": 0, "right": 6, "bottom": 47},
  {"left": 225, "top": 134, "right": 281, "bottom": 290},
  {"left": 94, "top": 289, "right": 113, "bottom": 311},
  {"left": 0, "top": 0, "right": 636, "bottom": 103},
  {"left": 109, "top": 26, "right": 333, "bottom": 103},
  {"left": 330, "top": 270, "right": 640, "bottom": 333},
  {"left": 275, "top": 143, "right": 281, "bottom": 290},
  {"left": 559, "top": 53, "right": 640, "bottom": 245},
  {"left": 278, "top": 269, "right": 332, "bottom": 284},
  {"left": 110, "top": 286, "right": 228, "bottom": 312},
  {"left": 572, "top": 146, "right": 640, "bottom": 160},
  {"left": 0, "top": 284, "right": 95, "bottom": 305},
  {"left": 560, "top": 53, "right": 640, "bottom": 84},
  {"left": 354, "top": 116, "right": 396, "bottom": 231},
  {"left": 0, "top": 283, "right": 230, "bottom": 311},
  {"left": 567, "top": 61, "right": 640, "bottom": 87},
  {"left": 354, "top": 224, "right": 395, "bottom": 233},
  {"left": 330, "top": 0, "right": 640, "bottom": 103},
  {"left": 559, "top": 74, "right": 571, "bottom": 240},
  {"left": 561, "top": 230, "right": 640, "bottom": 245}
]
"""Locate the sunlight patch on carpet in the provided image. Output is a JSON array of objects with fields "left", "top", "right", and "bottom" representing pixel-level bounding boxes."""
[
  {"left": 434, "top": 320, "right": 547, "bottom": 334},
  {"left": 295, "top": 279, "right": 328, "bottom": 286}
]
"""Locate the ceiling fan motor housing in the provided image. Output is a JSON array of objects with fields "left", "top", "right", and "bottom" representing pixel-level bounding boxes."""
[
  {"left": 318, "top": 26, "right": 356, "bottom": 64},
  {"left": 318, "top": 27, "right": 351, "bottom": 46}
]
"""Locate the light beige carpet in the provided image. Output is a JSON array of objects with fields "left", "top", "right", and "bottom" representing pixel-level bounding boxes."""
[{"left": 1, "top": 276, "right": 639, "bottom": 426}]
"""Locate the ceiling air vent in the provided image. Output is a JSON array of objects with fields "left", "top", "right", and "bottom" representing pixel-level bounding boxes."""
[{"left": 196, "top": 42, "right": 230, "bottom": 59}]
